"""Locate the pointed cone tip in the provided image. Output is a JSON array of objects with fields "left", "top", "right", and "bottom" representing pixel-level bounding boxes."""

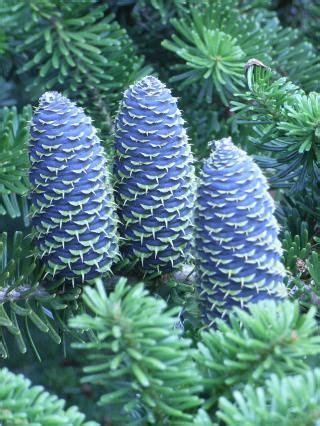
[
  {"left": 136, "top": 75, "right": 165, "bottom": 90},
  {"left": 209, "top": 137, "right": 234, "bottom": 152},
  {"left": 38, "top": 91, "right": 70, "bottom": 108}
]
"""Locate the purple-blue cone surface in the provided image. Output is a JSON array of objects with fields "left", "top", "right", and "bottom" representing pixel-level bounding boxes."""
[
  {"left": 29, "top": 92, "right": 118, "bottom": 284},
  {"left": 113, "top": 76, "right": 195, "bottom": 274},
  {"left": 195, "top": 138, "right": 286, "bottom": 325}
]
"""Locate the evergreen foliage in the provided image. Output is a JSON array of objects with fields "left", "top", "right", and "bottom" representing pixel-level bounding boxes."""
[
  {"left": 162, "top": 0, "right": 271, "bottom": 105},
  {"left": 0, "top": 106, "right": 31, "bottom": 220},
  {"left": 282, "top": 222, "right": 320, "bottom": 314},
  {"left": 134, "top": 0, "right": 186, "bottom": 24},
  {"left": 113, "top": 75, "right": 195, "bottom": 275},
  {"left": 0, "top": 230, "right": 82, "bottom": 359},
  {"left": 0, "top": 0, "right": 319, "bottom": 423},
  {"left": 0, "top": 0, "right": 151, "bottom": 133},
  {"left": 304, "top": 2, "right": 320, "bottom": 51},
  {"left": 162, "top": 0, "right": 320, "bottom": 106},
  {"left": 282, "top": 222, "right": 312, "bottom": 273},
  {"left": 70, "top": 279, "right": 203, "bottom": 424},
  {"left": 29, "top": 92, "right": 118, "bottom": 284},
  {"left": 218, "top": 369, "right": 320, "bottom": 425},
  {"left": 195, "top": 137, "right": 286, "bottom": 324},
  {"left": 271, "top": 26, "right": 320, "bottom": 93},
  {"left": 0, "top": 367, "right": 95, "bottom": 425},
  {"left": 195, "top": 300, "right": 320, "bottom": 408},
  {"left": 193, "top": 409, "right": 213, "bottom": 425},
  {"left": 278, "top": 190, "right": 320, "bottom": 238},
  {"left": 234, "top": 61, "right": 320, "bottom": 192}
]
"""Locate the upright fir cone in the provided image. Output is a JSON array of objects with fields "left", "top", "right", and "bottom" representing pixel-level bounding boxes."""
[
  {"left": 195, "top": 138, "right": 286, "bottom": 325},
  {"left": 113, "top": 76, "right": 195, "bottom": 275},
  {"left": 29, "top": 92, "right": 118, "bottom": 284}
]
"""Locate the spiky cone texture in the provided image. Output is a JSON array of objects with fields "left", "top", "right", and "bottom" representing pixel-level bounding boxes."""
[
  {"left": 113, "top": 76, "right": 195, "bottom": 275},
  {"left": 195, "top": 138, "right": 286, "bottom": 325},
  {"left": 29, "top": 92, "right": 118, "bottom": 284}
]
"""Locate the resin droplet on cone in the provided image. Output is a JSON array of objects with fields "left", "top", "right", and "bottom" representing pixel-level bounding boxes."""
[
  {"left": 113, "top": 76, "right": 195, "bottom": 274},
  {"left": 29, "top": 92, "right": 118, "bottom": 284},
  {"left": 195, "top": 137, "right": 286, "bottom": 325}
]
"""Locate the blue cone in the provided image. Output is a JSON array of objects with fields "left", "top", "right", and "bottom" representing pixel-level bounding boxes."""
[
  {"left": 29, "top": 92, "right": 118, "bottom": 284},
  {"left": 113, "top": 76, "right": 195, "bottom": 274},
  {"left": 195, "top": 138, "right": 286, "bottom": 325}
]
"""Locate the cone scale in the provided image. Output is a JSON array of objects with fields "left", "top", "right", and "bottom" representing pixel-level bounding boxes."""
[
  {"left": 195, "top": 138, "right": 286, "bottom": 325},
  {"left": 113, "top": 76, "right": 195, "bottom": 274},
  {"left": 29, "top": 92, "right": 118, "bottom": 284}
]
